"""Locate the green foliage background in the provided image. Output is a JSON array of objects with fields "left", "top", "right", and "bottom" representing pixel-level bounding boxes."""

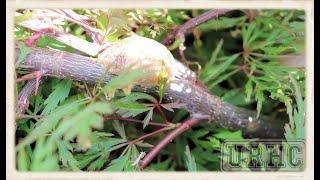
[{"left": 15, "top": 9, "right": 305, "bottom": 171}]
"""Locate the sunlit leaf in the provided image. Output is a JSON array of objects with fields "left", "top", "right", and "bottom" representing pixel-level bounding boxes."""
[
  {"left": 16, "top": 99, "right": 87, "bottom": 151},
  {"left": 17, "top": 147, "right": 30, "bottom": 171},
  {"left": 42, "top": 80, "right": 73, "bottom": 115}
]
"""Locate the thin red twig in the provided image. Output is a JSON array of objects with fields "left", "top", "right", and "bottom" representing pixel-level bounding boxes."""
[
  {"left": 155, "top": 104, "right": 169, "bottom": 124},
  {"left": 139, "top": 118, "right": 201, "bottom": 169},
  {"left": 124, "top": 126, "right": 171, "bottom": 146},
  {"left": 162, "top": 9, "right": 234, "bottom": 64},
  {"left": 15, "top": 70, "right": 42, "bottom": 83}
]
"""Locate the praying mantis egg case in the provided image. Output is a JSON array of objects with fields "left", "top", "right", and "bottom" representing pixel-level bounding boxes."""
[{"left": 96, "top": 35, "right": 175, "bottom": 86}]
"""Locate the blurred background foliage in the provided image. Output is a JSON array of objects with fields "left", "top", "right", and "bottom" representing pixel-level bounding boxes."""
[{"left": 15, "top": 9, "right": 305, "bottom": 171}]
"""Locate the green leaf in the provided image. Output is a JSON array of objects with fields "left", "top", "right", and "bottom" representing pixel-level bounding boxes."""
[
  {"left": 102, "top": 66, "right": 151, "bottom": 98},
  {"left": 87, "top": 137, "right": 126, "bottom": 155},
  {"left": 285, "top": 74, "right": 305, "bottom": 139},
  {"left": 31, "top": 155, "right": 59, "bottom": 171},
  {"left": 57, "top": 140, "right": 80, "bottom": 171},
  {"left": 105, "top": 155, "right": 129, "bottom": 171},
  {"left": 16, "top": 99, "right": 87, "bottom": 151},
  {"left": 209, "top": 39, "right": 224, "bottom": 66},
  {"left": 207, "top": 136, "right": 221, "bottom": 149},
  {"left": 88, "top": 155, "right": 108, "bottom": 171},
  {"left": 94, "top": 11, "right": 108, "bottom": 30},
  {"left": 143, "top": 108, "right": 154, "bottom": 129},
  {"left": 29, "top": 137, "right": 60, "bottom": 171},
  {"left": 242, "top": 21, "right": 257, "bottom": 46},
  {"left": 15, "top": 12, "right": 34, "bottom": 24},
  {"left": 222, "top": 89, "right": 249, "bottom": 106},
  {"left": 284, "top": 124, "right": 294, "bottom": 139},
  {"left": 255, "top": 90, "right": 265, "bottom": 118},
  {"left": 192, "top": 147, "right": 220, "bottom": 164},
  {"left": 245, "top": 78, "right": 253, "bottom": 102},
  {"left": 32, "top": 94, "right": 44, "bottom": 115},
  {"left": 36, "top": 36, "right": 76, "bottom": 52},
  {"left": 76, "top": 153, "right": 101, "bottom": 170},
  {"left": 145, "top": 158, "right": 172, "bottom": 170},
  {"left": 112, "top": 120, "right": 127, "bottom": 140},
  {"left": 213, "top": 130, "right": 243, "bottom": 139},
  {"left": 294, "top": 101, "right": 305, "bottom": 139},
  {"left": 127, "top": 145, "right": 140, "bottom": 171},
  {"left": 73, "top": 26, "right": 85, "bottom": 37},
  {"left": 17, "top": 147, "right": 30, "bottom": 171},
  {"left": 188, "top": 130, "right": 213, "bottom": 150},
  {"left": 207, "top": 69, "right": 240, "bottom": 89},
  {"left": 105, "top": 147, "right": 131, "bottom": 171},
  {"left": 192, "top": 130, "right": 209, "bottom": 139},
  {"left": 14, "top": 26, "right": 32, "bottom": 40},
  {"left": 175, "top": 137, "right": 188, "bottom": 165},
  {"left": 114, "top": 92, "right": 156, "bottom": 118},
  {"left": 41, "top": 80, "right": 73, "bottom": 115},
  {"left": 115, "top": 101, "right": 150, "bottom": 118},
  {"left": 16, "top": 42, "right": 30, "bottom": 66},
  {"left": 201, "top": 53, "right": 240, "bottom": 84},
  {"left": 261, "top": 45, "right": 295, "bottom": 55},
  {"left": 118, "top": 92, "right": 157, "bottom": 103},
  {"left": 184, "top": 145, "right": 197, "bottom": 172},
  {"left": 59, "top": 102, "right": 113, "bottom": 149}
]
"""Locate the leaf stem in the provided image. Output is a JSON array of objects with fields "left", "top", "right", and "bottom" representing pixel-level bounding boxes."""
[
  {"left": 104, "top": 116, "right": 170, "bottom": 128},
  {"left": 155, "top": 104, "right": 169, "bottom": 124}
]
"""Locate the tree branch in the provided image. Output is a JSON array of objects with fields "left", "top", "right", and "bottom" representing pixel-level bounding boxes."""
[
  {"left": 162, "top": 9, "right": 234, "bottom": 46},
  {"left": 15, "top": 47, "right": 286, "bottom": 139}
]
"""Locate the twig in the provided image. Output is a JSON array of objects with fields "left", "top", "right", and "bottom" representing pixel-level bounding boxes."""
[
  {"left": 50, "top": 9, "right": 105, "bottom": 44},
  {"left": 15, "top": 70, "right": 42, "bottom": 83},
  {"left": 162, "top": 9, "right": 233, "bottom": 64},
  {"left": 17, "top": 78, "right": 42, "bottom": 115},
  {"left": 124, "top": 126, "right": 171, "bottom": 146},
  {"left": 162, "top": 9, "right": 233, "bottom": 46},
  {"left": 25, "top": 31, "right": 43, "bottom": 46},
  {"left": 139, "top": 118, "right": 201, "bottom": 169},
  {"left": 155, "top": 104, "right": 169, "bottom": 124},
  {"left": 104, "top": 116, "right": 170, "bottom": 128},
  {"left": 83, "top": 82, "right": 94, "bottom": 98}
]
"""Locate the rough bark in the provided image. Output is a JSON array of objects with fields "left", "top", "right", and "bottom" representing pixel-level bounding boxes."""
[{"left": 15, "top": 47, "right": 285, "bottom": 139}]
